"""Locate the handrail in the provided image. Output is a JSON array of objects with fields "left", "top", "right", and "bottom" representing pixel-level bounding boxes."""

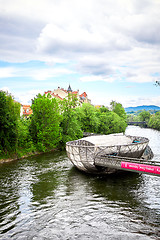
[
  {"left": 94, "top": 155, "right": 160, "bottom": 176},
  {"left": 95, "top": 154, "right": 160, "bottom": 166}
]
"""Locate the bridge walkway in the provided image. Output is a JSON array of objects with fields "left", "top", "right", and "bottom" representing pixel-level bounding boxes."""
[
  {"left": 128, "top": 121, "right": 147, "bottom": 126},
  {"left": 94, "top": 155, "right": 160, "bottom": 176}
]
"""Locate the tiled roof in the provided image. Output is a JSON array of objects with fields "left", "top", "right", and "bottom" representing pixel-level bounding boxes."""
[
  {"left": 60, "top": 88, "right": 67, "bottom": 93},
  {"left": 45, "top": 90, "right": 52, "bottom": 94},
  {"left": 51, "top": 93, "right": 63, "bottom": 100},
  {"left": 72, "top": 91, "right": 78, "bottom": 95},
  {"left": 80, "top": 92, "right": 87, "bottom": 98}
]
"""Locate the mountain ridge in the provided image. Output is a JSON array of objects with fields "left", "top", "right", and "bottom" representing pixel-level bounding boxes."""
[{"left": 125, "top": 105, "right": 160, "bottom": 112}]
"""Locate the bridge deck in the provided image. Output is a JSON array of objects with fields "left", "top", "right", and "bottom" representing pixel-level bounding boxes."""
[
  {"left": 128, "top": 121, "right": 147, "bottom": 126},
  {"left": 94, "top": 155, "right": 160, "bottom": 176}
]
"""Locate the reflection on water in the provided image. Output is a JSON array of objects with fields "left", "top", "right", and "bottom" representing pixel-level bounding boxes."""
[{"left": 0, "top": 126, "right": 160, "bottom": 239}]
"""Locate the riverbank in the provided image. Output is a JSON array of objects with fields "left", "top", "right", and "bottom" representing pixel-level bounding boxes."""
[
  {"left": 0, "top": 152, "right": 36, "bottom": 164},
  {"left": 0, "top": 148, "right": 58, "bottom": 164}
]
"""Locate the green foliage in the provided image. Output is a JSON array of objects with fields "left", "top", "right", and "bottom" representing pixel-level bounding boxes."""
[
  {"left": 138, "top": 110, "right": 151, "bottom": 123},
  {"left": 17, "top": 118, "right": 35, "bottom": 152},
  {"left": 30, "top": 94, "right": 61, "bottom": 152},
  {"left": 0, "top": 91, "right": 20, "bottom": 155},
  {"left": 108, "top": 101, "right": 127, "bottom": 133},
  {"left": 110, "top": 101, "right": 127, "bottom": 120},
  {"left": 59, "top": 94, "right": 83, "bottom": 147},
  {"left": 127, "top": 114, "right": 140, "bottom": 122},
  {"left": 97, "top": 111, "right": 127, "bottom": 134},
  {"left": 148, "top": 112, "right": 160, "bottom": 130},
  {"left": 97, "top": 112, "right": 110, "bottom": 134},
  {"left": 99, "top": 106, "right": 109, "bottom": 113},
  {"left": 75, "top": 102, "right": 127, "bottom": 135},
  {"left": 75, "top": 103, "right": 99, "bottom": 133},
  {"left": 0, "top": 91, "right": 129, "bottom": 159},
  {"left": 127, "top": 110, "right": 152, "bottom": 124}
]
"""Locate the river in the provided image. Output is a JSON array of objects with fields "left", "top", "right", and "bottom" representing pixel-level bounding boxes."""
[{"left": 0, "top": 126, "right": 160, "bottom": 240}]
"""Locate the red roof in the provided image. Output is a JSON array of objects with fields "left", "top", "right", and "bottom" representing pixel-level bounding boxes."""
[
  {"left": 72, "top": 91, "right": 78, "bottom": 95},
  {"left": 80, "top": 92, "right": 87, "bottom": 98},
  {"left": 60, "top": 88, "right": 67, "bottom": 93},
  {"left": 51, "top": 93, "right": 63, "bottom": 100},
  {"left": 45, "top": 90, "right": 52, "bottom": 93}
]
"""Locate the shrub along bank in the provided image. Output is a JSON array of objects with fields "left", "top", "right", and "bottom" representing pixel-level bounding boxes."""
[{"left": 0, "top": 91, "right": 127, "bottom": 161}]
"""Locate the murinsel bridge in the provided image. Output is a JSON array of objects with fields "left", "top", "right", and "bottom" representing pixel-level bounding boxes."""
[
  {"left": 66, "top": 134, "right": 160, "bottom": 177},
  {"left": 94, "top": 155, "right": 160, "bottom": 176}
]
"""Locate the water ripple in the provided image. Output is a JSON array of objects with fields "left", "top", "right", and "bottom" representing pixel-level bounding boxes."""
[{"left": 0, "top": 128, "right": 160, "bottom": 240}]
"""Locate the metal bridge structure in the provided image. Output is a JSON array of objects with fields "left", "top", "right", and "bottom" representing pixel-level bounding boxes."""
[
  {"left": 66, "top": 134, "right": 160, "bottom": 177},
  {"left": 128, "top": 121, "right": 147, "bottom": 126},
  {"left": 94, "top": 154, "right": 160, "bottom": 177}
]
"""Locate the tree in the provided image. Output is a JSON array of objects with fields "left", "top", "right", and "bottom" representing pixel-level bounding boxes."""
[
  {"left": 107, "top": 111, "right": 127, "bottom": 133},
  {"left": 75, "top": 103, "right": 99, "bottom": 133},
  {"left": 148, "top": 112, "right": 160, "bottom": 130},
  {"left": 110, "top": 101, "right": 127, "bottom": 120},
  {"left": 99, "top": 106, "right": 109, "bottom": 113},
  {"left": 59, "top": 94, "right": 83, "bottom": 147},
  {"left": 138, "top": 110, "right": 151, "bottom": 123},
  {"left": 127, "top": 113, "right": 140, "bottom": 123},
  {"left": 97, "top": 112, "right": 110, "bottom": 134},
  {"left": 17, "top": 118, "right": 35, "bottom": 152},
  {"left": 155, "top": 80, "right": 160, "bottom": 86},
  {"left": 30, "top": 94, "right": 61, "bottom": 152},
  {"left": 109, "top": 101, "right": 127, "bottom": 132},
  {"left": 0, "top": 91, "right": 20, "bottom": 155}
]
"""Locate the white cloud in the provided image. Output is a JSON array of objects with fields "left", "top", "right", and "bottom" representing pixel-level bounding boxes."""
[
  {"left": 0, "top": 87, "right": 12, "bottom": 93},
  {"left": 0, "top": 67, "right": 16, "bottom": 78},
  {"left": 80, "top": 75, "right": 115, "bottom": 83},
  {"left": 1, "top": 0, "right": 160, "bottom": 65},
  {"left": 0, "top": 0, "right": 160, "bottom": 107},
  {"left": 0, "top": 66, "right": 74, "bottom": 80},
  {"left": 120, "top": 96, "right": 160, "bottom": 108},
  {"left": 16, "top": 89, "right": 44, "bottom": 105},
  {"left": 36, "top": 23, "right": 107, "bottom": 57},
  {"left": 30, "top": 68, "right": 74, "bottom": 81},
  {"left": 91, "top": 93, "right": 160, "bottom": 108}
]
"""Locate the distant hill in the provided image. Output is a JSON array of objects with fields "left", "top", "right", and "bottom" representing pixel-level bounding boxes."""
[{"left": 125, "top": 105, "right": 160, "bottom": 112}]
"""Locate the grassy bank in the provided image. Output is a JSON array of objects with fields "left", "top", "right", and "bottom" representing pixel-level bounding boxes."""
[{"left": 0, "top": 147, "right": 57, "bottom": 163}]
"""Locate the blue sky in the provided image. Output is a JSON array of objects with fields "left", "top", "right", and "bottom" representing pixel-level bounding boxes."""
[{"left": 0, "top": 0, "right": 160, "bottom": 107}]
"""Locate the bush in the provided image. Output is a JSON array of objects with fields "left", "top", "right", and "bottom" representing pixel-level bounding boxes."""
[
  {"left": 148, "top": 112, "right": 160, "bottom": 130},
  {"left": 59, "top": 95, "right": 83, "bottom": 148},
  {"left": 30, "top": 94, "right": 61, "bottom": 152},
  {"left": 0, "top": 91, "right": 20, "bottom": 155},
  {"left": 17, "top": 118, "right": 35, "bottom": 152},
  {"left": 75, "top": 103, "right": 99, "bottom": 133}
]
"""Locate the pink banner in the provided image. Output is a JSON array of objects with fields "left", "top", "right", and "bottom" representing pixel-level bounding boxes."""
[{"left": 121, "top": 162, "right": 160, "bottom": 175}]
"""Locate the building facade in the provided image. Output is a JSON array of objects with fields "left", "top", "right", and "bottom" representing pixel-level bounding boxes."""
[
  {"left": 45, "top": 85, "right": 91, "bottom": 104},
  {"left": 20, "top": 105, "right": 33, "bottom": 118}
]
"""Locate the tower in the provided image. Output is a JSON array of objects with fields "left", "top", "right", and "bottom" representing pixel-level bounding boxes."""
[{"left": 67, "top": 84, "right": 72, "bottom": 93}]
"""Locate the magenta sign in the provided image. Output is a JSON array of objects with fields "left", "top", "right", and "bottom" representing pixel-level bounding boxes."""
[{"left": 121, "top": 162, "right": 160, "bottom": 175}]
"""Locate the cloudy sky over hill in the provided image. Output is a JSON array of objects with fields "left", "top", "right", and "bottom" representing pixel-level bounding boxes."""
[{"left": 0, "top": 0, "right": 160, "bottom": 107}]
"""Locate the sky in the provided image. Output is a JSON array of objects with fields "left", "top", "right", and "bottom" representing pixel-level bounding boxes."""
[{"left": 0, "top": 0, "right": 160, "bottom": 108}]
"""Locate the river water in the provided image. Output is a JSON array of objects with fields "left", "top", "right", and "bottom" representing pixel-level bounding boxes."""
[{"left": 0, "top": 126, "right": 160, "bottom": 240}]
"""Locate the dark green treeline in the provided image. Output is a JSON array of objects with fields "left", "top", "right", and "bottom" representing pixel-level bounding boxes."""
[
  {"left": 0, "top": 91, "right": 127, "bottom": 159},
  {"left": 127, "top": 110, "right": 160, "bottom": 130}
]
